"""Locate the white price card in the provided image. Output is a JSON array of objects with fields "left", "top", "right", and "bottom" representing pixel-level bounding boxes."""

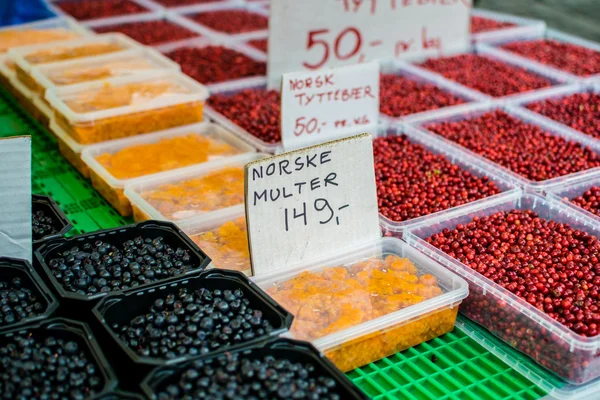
[
  {"left": 268, "top": 0, "right": 471, "bottom": 88},
  {"left": 280, "top": 62, "right": 380, "bottom": 151},
  {"left": 0, "top": 136, "right": 32, "bottom": 262},
  {"left": 245, "top": 133, "right": 380, "bottom": 276}
]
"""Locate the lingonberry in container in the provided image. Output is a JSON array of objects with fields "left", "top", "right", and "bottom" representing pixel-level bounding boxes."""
[
  {"left": 417, "top": 50, "right": 559, "bottom": 99},
  {"left": 8, "top": 33, "right": 141, "bottom": 94},
  {"left": 375, "top": 126, "right": 518, "bottom": 236},
  {"left": 0, "top": 257, "right": 58, "bottom": 332},
  {"left": 164, "top": 41, "right": 266, "bottom": 84},
  {"left": 187, "top": 8, "right": 268, "bottom": 36},
  {"left": 45, "top": 70, "right": 209, "bottom": 144},
  {"left": 205, "top": 79, "right": 282, "bottom": 153},
  {"left": 254, "top": 237, "right": 468, "bottom": 372},
  {"left": 55, "top": 0, "right": 150, "bottom": 21},
  {"left": 248, "top": 38, "right": 268, "bottom": 53},
  {"left": 153, "top": 0, "right": 226, "bottom": 7},
  {"left": 414, "top": 103, "right": 600, "bottom": 193},
  {"left": 124, "top": 153, "right": 264, "bottom": 224},
  {"left": 471, "top": 16, "right": 516, "bottom": 34},
  {"left": 93, "top": 17, "right": 199, "bottom": 46},
  {"left": 0, "top": 318, "right": 117, "bottom": 397},
  {"left": 547, "top": 173, "right": 600, "bottom": 226},
  {"left": 470, "top": 10, "right": 545, "bottom": 43},
  {"left": 32, "top": 194, "right": 72, "bottom": 244},
  {"left": 142, "top": 339, "right": 367, "bottom": 400},
  {"left": 405, "top": 192, "right": 600, "bottom": 384},
  {"left": 81, "top": 122, "right": 255, "bottom": 216},
  {"left": 92, "top": 269, "right": 292, "bottom": 375}
]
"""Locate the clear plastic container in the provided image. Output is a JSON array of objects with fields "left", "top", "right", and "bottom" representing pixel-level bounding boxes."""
[
  {"left": 407, "top": 102, "right": 600, "bottom": 194},
  {"left": 8, "top": 33, "right": 142, "bottom": 94},
  {"left": 204, "top": 76, "right": 283, "bottom": 154},
  {"left": 0, "top": 16, "right": 90, "bottom": 54},
  {"left": 30, "top": 48, "right": 180, "bottom": 98},
  {"left": 479, "top": 29, "right": 600, "bottom": 83},
  {"left": 124, "top": 152, "right": 265, "bottom": 224},
  {"left": 49, "top": 120, "right": 90, "bottom": 177},
  {"left": 179, "top": 209, "right": 252, "bottom": 277},
  {"left": 405, "top": 191, "right": 600, "bottom": 385},
  {"left": 81, "top": 122, "right": 255, "bottom": 216},
  {"left": 377, "top": 124, "right": 520, "bottom": 237},
  {"left": 546, "top": 171, "right": 600, "bottom": 226},
  {"left": 470, "top": 9, "right": 546, "bottom": 44},
  {"left": 45, "top": 70, "right": 210, "bottom": 144},
  {"left": 253, "top": 237, "right": 469, "bottom": 372}
]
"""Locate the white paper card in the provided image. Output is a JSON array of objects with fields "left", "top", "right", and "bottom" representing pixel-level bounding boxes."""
[
  {"left": 268, "top": 0, "right": 471, "bottom": 88},
  {"left": 245, "top": 133, "right": 380, "bottom": 276},
  {"left": 0, "top": 137, "right": 32, "bottom": 262},
  {"left": 280, "top": 62, "right": 380, "bottom": 151}
]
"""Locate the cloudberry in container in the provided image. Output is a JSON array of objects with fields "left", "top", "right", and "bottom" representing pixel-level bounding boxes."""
[
  {"left": 94, "top": 20, "right": 198, "bottom": 46},
  {"left": 470, "top": 16, "right": 516, "bottom": 34},
  {"left": 165, "top": 46, "right": 266, "bottom": 84},
  {"left": 374, "top": 135, "right": 501, "bottom": 223},
  {"left": 502, "top": 40, "right": 600, "bottom": 77},
  {"left": 426, "top": 110, "right": 600, "bottom": 182},
  {"left": 527, "top": 92, "right": 600, "bottom": 139},
  {"left": 56, "top": 0, "right": 148, "bottom": 20},
  {"left": 419, "top": 54, "right": 552, "bottom": 97},
  {"left": 190, "top": 10, "right": 268, "bottom": 34}
]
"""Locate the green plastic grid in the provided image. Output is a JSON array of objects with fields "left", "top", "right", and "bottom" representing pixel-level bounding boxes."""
[{"left": 0, "top": 85, "right": 547, "bottom": 399}]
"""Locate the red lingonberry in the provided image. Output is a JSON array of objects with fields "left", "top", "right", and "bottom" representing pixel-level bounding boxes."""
[
  {"left": 56, "top": 0, "right": 147, "bottom": 20},
  {"left": 502, "top": 40, "right": 600, "bottom": 77},
  {"left": 419, "top": 54, "right": 552, "bottom": 97},
  {"left": 570, "top": 186, "right": 600, "bottom": 217},
  {"left": 94, "top": 20, "right": 198, "bottom": 45},
  {"left": 208, "top": 88, "right": 281, "bottom": 143},
  {"left": 248, "top": 39, "right": 268, "bottom": 53},
  {"left": 190, "top": 10, "right": 268, "bottom": 34},
  {"left": 527, "top": 92, "right": 600, "bottom": 139},
  {"left": 426, "top": 110, "right": 600, "bottom": 182},
  {"left": 471, "top": 16, "right": 516, "bottom": 34},
  {"left": 154, "top": 0, "right": 225, "bottom": 7},
  {"left": 379, "top": 74, "right": 465, "bottom": 118},
  {"left": 374, "top": 135, "right": 501, "bottom": 222}
]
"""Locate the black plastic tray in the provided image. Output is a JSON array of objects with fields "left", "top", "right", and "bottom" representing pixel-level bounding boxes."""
[
  {"left": 32, "top": 194, "right": 72, "bottom": 245},
  {"left": 33, "top": 220, "right": 211, "bottom": 319},
  {"left": 0, "top": 317, "right": 118, "bottom": 398},
  {"left": 0, "top": 257, "right": 58, "bottom": 333},
  {"left": 97, "top": 391, "right": 146, "bottom": 399},
  {"left": 93, "top": 269, "right": 293, "bottom": 369},
  {"left": 142, "top": 338, "right": 368, "bottom": 400}
]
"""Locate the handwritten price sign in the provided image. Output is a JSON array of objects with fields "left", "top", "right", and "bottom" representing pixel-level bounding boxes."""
[
  {"left": 280, "top": 62, "right": 379, "bottom": 150},
  {"left": 245, "top": 133, "right": 380, "bottom": 276},
  {"left": 268, "top": 0, "right": 471, "bottom": 88}
]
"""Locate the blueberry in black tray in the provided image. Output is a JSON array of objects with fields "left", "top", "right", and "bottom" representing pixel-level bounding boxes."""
[
  {"left": 143, "top": 338, "right": 367, "bottom": 400},
  {"left": 93, "top": 269, "right": 293, "bottom": 367},
  {"left": 34, "top": 221, "right": 211, "bottom": 306},
  {"left": 0, "top": 318, "right": 117, "bottom": 399},
  {"left": 32, "top": 194, "right": 72, "bottom": 244},
  {"left": 0, "top": 257, "right": 58, "bottom": 332}
]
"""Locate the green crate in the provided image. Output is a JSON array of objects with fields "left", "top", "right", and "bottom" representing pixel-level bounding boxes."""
[{"left": 0, "top": 86, "right": 547, "bottom": 399}]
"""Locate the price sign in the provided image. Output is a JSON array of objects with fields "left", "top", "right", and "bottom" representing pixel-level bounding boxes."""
[
  {"left": 245, "top": 133, "right": 380, "bottom": 276},
  {"left": 268, "top": 0, "right": 471, "bottom": 88},
  {"left": 0, "top": 137, "right": 32, "bottom": 262},
  {"left": 280, "top": 62, "right": 379, "bottom": 151}
]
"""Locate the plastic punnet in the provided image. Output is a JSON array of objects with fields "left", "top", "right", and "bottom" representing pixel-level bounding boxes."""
[
  {"left": 49, "top": 119, "right": 90, "bottom": 177},
  {"left": 45, "top": 70, "right": 210, "bottom": 144},
  {"left": 32, "top": 194, "right": 72, "bottom": 244},
  {"left": 546, "top": 171, "right": 600, "bottom": 226},
  {"left": 253, "top": 237, "right": 469, "bottom": 372},
  {"left": 407, "top": 102, "right": 600, "bottom": 194},
  {"left": 405, "top": 192, "right": 600, "bottom": 384},
  {"left": 81, "top": 122, "right": 255, "bottom": 216}
]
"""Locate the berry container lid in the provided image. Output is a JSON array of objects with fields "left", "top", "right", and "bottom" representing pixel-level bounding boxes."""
[
  {"left": 377, "top": 123, "right": 520, "bottom": 236},
  {"left": 0, "top": 317, "right": 118, "bottom": 397},
  {"left": 204, "top": 76, "right": 282, "bottom": 154},
  {"left": 30, "top": 47, "right": 181, "bottom": 95},
  {"left": 0, "top": 257, "right": 59, "bottom": 333},
  {"left": 253, "top": 237, "right": 469, "bottom": 372},
  {"left": 92, "top": 269, "right": 294, "bottom": 367},
  {"left": 141, "top": 338, "right": 367, "bottom": 399},
  {"left": 405, "top": 191, "right": 600, "bottom": 384},
  {"left": 478, "top": 28, "right": 600, "bottom": 84},
  {"left": 34, "top": 220, "right": 212, "bottom": 305},
  {"left": 470, "top": 9, "right": 546, "bottom": 44},
  {"left": 406, "top": 102, "right": 600, "bottom": 194},
  {"left": 123, "top": 152, "right": 266, "bottom": 226},
  {"left": 45, "top": 69, "right": 210, "bottom": 124},
  {"left": 0, "top": 16, "right": 91, "bottom": 54},
  {"left": 546, "top": 171, "right": 600, "bottom": 227},
  {"left": 33, "top": 194, "right": 73, "bottom": 245}
]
